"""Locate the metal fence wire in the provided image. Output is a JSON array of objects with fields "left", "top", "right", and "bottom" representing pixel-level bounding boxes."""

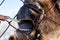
[
  {"left": 0, "top": 15, "right": 19, "bottom": 38},
  {"left": 0, "top": 0, "right": 60, "bottom": 40},
  {"left": 0, "top": 16, "right": 31, "bottom": 40}
]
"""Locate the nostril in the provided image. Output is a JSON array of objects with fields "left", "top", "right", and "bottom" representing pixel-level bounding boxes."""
[
  {"left": 19, "top": 23, "right": 34, "bottom": 29},
  {"left": 18, "top": 20, "right": 34, "bottom": 35}
]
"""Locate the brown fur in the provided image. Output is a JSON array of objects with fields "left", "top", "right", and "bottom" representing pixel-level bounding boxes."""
[
  {"left": 9, "top": 0, "right": 60, "bottom": 40},
  {"left": 37, "top": 0, "right": 60, "bottom": 40},
  {"left": 9, "top": 35, "right": 17, "bottom": 40},
  {"left": 9, "top": 30, "right": 36, "bottom": 40}
]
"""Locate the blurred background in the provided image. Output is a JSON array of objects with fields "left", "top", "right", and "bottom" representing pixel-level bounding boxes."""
[{"left": 0, "top": 0, "right": 23, "bottom": 40}]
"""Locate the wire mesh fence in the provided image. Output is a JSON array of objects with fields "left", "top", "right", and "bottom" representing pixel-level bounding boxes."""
[
  {"left": 0, "top": 0, "right": 59, "bottom": 40},
  {"left": 0, "top": 18, "right": 19, "bottom": 40}
]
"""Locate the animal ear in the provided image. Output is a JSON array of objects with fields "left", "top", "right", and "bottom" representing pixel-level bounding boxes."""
[{"left": 9, "top": 35, "right": 17, "bottom": 40}]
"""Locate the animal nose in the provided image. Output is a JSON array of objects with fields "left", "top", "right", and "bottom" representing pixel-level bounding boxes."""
[{"left": 18, "top": 20, "right": 34, "bottom": 35}]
